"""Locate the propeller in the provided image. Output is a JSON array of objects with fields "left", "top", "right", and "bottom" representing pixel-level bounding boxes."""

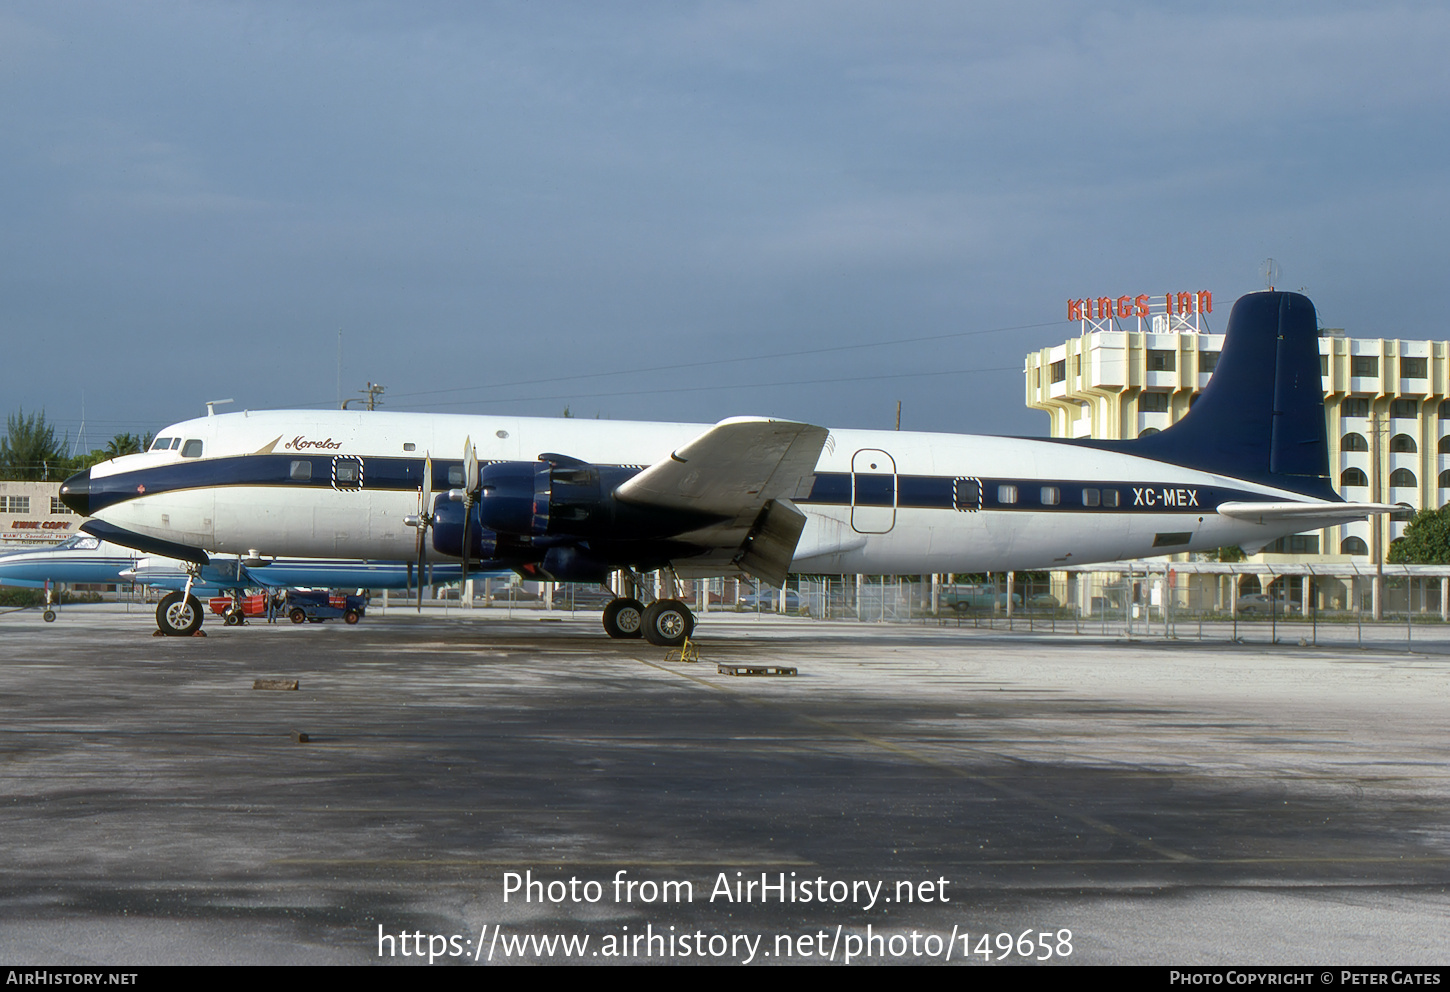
[
  {"left": 459, "top": 438, "right": 479, "bottom": 601},
  {"left": 406, "top": 453, "right": 433, "bottom": 612}
]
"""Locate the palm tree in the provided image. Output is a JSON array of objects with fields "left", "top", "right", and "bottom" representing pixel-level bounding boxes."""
[
  {"left": 0, "top": 409, "right": 69, "bottom": 480},
  {"left": 104, "top": 433, "right": 144, "bottom": 458}
]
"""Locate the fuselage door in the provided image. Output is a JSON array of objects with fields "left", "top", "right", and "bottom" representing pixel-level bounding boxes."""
[{"left": 851, "top": 448, "right": 896, "bottom": 534}]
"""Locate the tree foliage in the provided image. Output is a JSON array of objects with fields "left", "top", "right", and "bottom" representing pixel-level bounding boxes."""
[
  {"left": 0, "top": 409, "right": 68, "bottom": 481},
  {"left": 1387, "top": 506, "right": 1450, "bottom": 564}
]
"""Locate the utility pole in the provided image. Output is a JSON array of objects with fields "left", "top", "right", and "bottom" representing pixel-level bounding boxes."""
[
  {"left": 341, "top": 382, "right": 385, "bottom": 411},
  {"left": 1370, "top": 409, "right": 1385, "bottom": 620}
]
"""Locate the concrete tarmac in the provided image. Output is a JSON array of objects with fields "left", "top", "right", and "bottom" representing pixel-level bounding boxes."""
[{"left": 0, "top": 604, "right": 1446, "bottom": 965}]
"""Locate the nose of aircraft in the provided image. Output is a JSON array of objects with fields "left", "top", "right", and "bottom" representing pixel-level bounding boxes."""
[{"left": 59, "top": 469, "right": 91, "bottom": 516}]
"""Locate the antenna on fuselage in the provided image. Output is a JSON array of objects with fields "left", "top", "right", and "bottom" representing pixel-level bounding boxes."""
[{"left": 205, "top": 398, "right": 235, "bottom": 417}]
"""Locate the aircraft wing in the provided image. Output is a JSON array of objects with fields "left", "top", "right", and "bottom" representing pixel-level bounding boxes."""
[{"left": 613, "top": 417, "right": 829, "bottom": 586}]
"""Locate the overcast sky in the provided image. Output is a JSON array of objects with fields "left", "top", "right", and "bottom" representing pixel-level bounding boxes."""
[{"left": 3, "top": 1, "right": 1448, "bottom": 448}]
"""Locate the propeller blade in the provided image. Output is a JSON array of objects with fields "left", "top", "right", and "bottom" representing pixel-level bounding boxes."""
[
  {"left": 417, "top": 453, "right": 432, "bottom": 614},
  {"left": 460, "top": 440, "right": 478, "bottom": 610}
]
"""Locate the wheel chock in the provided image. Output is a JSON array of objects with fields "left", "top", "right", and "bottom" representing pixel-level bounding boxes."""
[{"left": 664, "top": 637, "right": 700, "bottom": 663}]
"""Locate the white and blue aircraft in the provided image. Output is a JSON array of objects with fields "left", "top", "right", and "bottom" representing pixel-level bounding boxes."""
[
  {"left": 61, "top": 292, "right": 1395, "bottom": 642},
  {"left": 0, "top": 534, "right": 466, "bottom": 628}
]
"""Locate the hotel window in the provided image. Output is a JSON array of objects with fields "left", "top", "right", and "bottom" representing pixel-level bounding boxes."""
[
  {"left": 1391, "top": 399, "right": 1418, "bottom": 419},
  {"left": 1390, "top": 434, "right": 1417, "bottom": 453},
  {"left": 1342, "top": 398, "right": 1371, "bottom": 418},
  {"left": 1049, "top": 360, "right": 1066, "bottom": 384},
  {"left": 1139, "top": 392, "right": 1169, "bottom": 413},
  {"left": 1340, "top": 468, "right": 1368, "bottom": 487},
  {"left": 1400, "top": 356, "right": 1427, "bottom": 378},
  {"left": 1341, "top": 433, "right": 1368, "bottom": 452},
  {"left": 1199, "top": 351, "right": 1220, "bottom": 373},
  {"left": 1340, "top": 537, "right": 1369, "bottom": 555},
  {"left": 1147, "top": 350, "right": 1175, "bottom": 372},
  {"left": 1389, "top": 468, "right": 1417, "bottom": 488},
  {"left": 1351, "top": 356, "right": 1378, "bottom": 377}
]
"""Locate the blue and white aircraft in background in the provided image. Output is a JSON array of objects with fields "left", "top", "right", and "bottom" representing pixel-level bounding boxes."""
[
  {"left": 62, "top": 292, "right": 1397, "bottom": 642},
  {"left": 0, "top": 534, "right": 465, "bottom": 628}
]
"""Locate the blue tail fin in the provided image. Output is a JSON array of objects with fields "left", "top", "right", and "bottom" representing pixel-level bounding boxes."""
[{"left": 1081, "top": 291, "right": 1336, "bottom": 500}]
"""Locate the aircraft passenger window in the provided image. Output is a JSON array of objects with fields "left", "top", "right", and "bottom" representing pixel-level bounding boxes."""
[
  {"left": 290, "top": 460, "right": 313, "bottom": 481},
  {"left": 152, "top": 437, "right": 173, "bottom": 451},
  {"left": 336, "top": 461, "right": 359, "bottom": 484},
  {"left": 181, "top": 439, "right": 203, "bottom": 458},
  {"left": 997, "top": 485, "right": 1017, "bottom": 504},
  {"left": 1082, "top": 488, "right": 1100, "bottom": 507},
  {"left": 403, "top": 443, "right": 416, "bottom": 452},
  {"left": 1040, "top": 486, "right": 1060, "bottom": 505},
  {"left": 1101, "top": 489, "right": 1120, "bottom": 507},
  {"left": 448, "top": 465, "right": 465, "bottom": 486}
]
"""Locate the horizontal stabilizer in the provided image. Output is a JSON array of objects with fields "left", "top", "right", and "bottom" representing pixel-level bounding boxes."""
[{"left": 1216, "top": 500, "right": 1407, "bottom": 529}]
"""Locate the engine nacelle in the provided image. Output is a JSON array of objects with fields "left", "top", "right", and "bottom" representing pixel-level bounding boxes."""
[
  {"left": 429, "top": 497, "right": 500, "bottom": 560},
  {"left": 475, "top": 461, "right": 554, "bottom": 536},
  {"left": 473, "top": 458, "right": 623, "bottom": 538}
]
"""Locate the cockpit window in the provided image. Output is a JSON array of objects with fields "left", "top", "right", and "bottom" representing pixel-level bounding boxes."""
[
  {"left": 54, "top": 536, "right": 101, "bottom": 552},
  {"left": 171, "top": 438, "right": 182, "bottom": 450},
  {"left": 181, "top": 439, "right": 203, "bottom": 458},
  {"left": 151, "top": 437, "right": 173, "bottom": 451}
]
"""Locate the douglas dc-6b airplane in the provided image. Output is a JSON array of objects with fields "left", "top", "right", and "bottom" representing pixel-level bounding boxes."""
[{"left": 60, "top": 292, "right": 1396, "bottom": 643}]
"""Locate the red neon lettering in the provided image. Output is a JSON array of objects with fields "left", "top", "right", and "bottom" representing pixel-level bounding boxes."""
[
  {"left": 1097, "top": 297, "right": 1112, "bottom": 321},
  {"left": 1068, "top": 299, "right": 1082, "bottom": 321},
  {"left": 1116, "top": 295, "right": 1133, "bottom": 319},
  {"left": 1197, "top": 290, "right": 1212, "bottom": 313},
  {"left": 1175, "top": 292, "right": 1192, "bottom": 315}
]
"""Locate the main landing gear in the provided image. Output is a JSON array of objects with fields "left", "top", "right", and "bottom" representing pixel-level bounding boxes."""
[{"left": 601, "top": 596, "right": 694, "bottom": 647}]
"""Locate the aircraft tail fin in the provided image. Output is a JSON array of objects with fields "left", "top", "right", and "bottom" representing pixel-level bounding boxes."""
[{"left": 1081, "top": 291, "right": 1337, "bottom": 500}]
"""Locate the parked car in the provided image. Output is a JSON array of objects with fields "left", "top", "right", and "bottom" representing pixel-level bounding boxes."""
[
  {"left": 738, "top": 589, "right": 802, "bottom": 611},
  {"left": 939, "top": 584, "right": 1022, "bottom": 613},
  {"left": 558, "top": 585, "right": 617, "bottom": 610},
  {"left": 1234, "top": 593, "right": 1300, "bottom": 615}
]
